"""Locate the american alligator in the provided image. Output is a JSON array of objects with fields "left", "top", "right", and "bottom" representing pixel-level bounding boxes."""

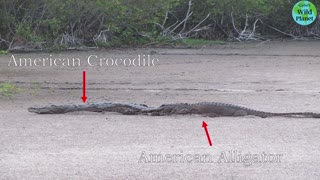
[{"left": 28, "top": 102, "right": 320, "bottom": 118}]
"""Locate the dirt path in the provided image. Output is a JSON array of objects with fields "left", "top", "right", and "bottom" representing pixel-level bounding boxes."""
[{"left": 0, "top": 41, "right": 320, "bottom": 179}]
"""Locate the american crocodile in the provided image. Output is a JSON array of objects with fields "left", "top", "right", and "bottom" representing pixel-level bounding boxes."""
[
  {"left": 28, "top": 102, "right": 320, "bottom": 118},
  {"left": 28, "top": 102, "right": 152, "bottom": 115}
]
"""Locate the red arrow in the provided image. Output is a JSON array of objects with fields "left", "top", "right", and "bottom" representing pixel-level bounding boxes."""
[
  {"left": 202, "top": 121, "right": 212, "bottom": 146},
  {"left": 81, "top": 71, "right": 87, "bottom": 103}
]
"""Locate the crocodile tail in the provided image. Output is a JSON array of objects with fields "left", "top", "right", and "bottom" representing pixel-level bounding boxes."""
[
  {"left": 272, "top": 112, "right": 320, "bottom": 118},
  {"left": 246, "top": 109, "right": 320, "bottom": 118}
]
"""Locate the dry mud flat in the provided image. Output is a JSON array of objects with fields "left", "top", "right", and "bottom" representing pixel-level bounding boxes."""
[{"left": 0, "top": 41, "right": 320, "bottom": 179}]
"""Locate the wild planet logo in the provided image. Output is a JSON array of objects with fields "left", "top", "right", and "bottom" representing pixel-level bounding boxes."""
[{"left": 292, "top": 1, "right": 317, "bottom": 25}]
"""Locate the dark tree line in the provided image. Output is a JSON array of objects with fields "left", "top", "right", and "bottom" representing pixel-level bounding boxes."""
[{"left": 1, "top": 0, "right": 320, "bottom": 50}]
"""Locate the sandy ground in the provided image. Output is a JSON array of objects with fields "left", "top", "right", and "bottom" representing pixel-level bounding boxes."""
[{"left": 0, "top": 41, "right": 320, "bottom": 179}]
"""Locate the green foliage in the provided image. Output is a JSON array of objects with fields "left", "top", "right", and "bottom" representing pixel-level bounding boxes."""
[
  {"left": 16, "top": 23, "right": 44, "bottom": 43},
  {"left": 40, "top": 18, "right": 63, "bottom": 37},
  {"left": 0, "top": 50, "right": 8, "bottom": 54},
  {"left": 0, "top": 83, "right": 21, "bottom": 99},
  {"left": 0, "top": 0, "right": 319, "bottom": 49}
]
